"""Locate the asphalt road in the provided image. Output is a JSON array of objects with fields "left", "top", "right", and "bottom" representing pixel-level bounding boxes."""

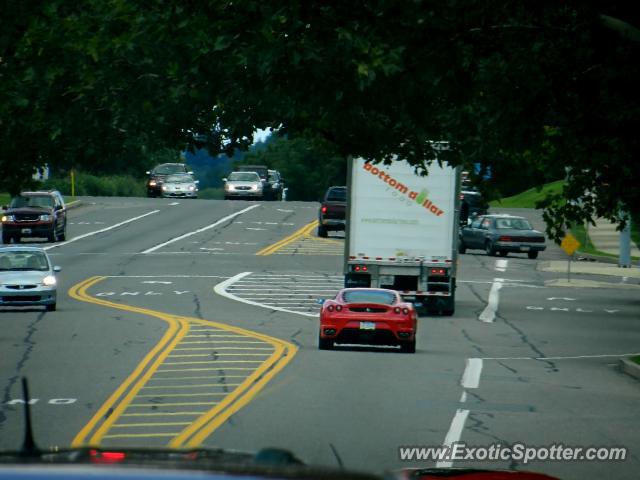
[{"left": 1, "top": 197, "right": 638, "bottom": 479}]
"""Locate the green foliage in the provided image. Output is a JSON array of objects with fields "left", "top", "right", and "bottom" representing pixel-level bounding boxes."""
[
  {"left": 197, "top": 188, "right": 224, "bottom": 200},
  {"left": 240, "top": 136, "right": 346, "bottom": 201},
  {"left": 42, "top": 173, "right": 145, "bottom": 197},
  {"left": 1, "top": 1, "right": 638, "bottom": 239},
  {"left": 490, "top": 180, "right": 566, "bottom": 209}
]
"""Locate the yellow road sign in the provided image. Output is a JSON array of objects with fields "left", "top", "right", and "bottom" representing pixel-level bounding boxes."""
[{"left": 561, "top": 232, "right": 581, "bottom": 256}]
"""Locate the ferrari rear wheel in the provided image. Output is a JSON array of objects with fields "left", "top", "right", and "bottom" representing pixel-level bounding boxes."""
[
  {"left": 401, "top": 339, "right": 416, "bottom": 354},
  {"left": 318, "top": 335, "right": 334, "bottom": 350}
]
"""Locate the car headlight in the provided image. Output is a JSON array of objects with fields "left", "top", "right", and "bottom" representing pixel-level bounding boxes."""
[
  {"left": 148, "top": 180, "right": 157, "bottom": 186},
  {"left": 2, "top": 215, "right": 15, "bottom": 222},
  {"left": 162, "top": 186, "right": 168, "bottom": 191},
  {"left": 42, "top": 275, "right": 56, "bottom": 286},
  {"left": 188, "top": 185, "right": 195, "bottom": 191},
  {"left": 225, "top": 184, "right": 235, "bottom": 191},
  {"left": 39, "top": 214, "right": 52, "bottom": 221},
  {"left": 252, "top": 184, "right": 262, "bottom": 191}
]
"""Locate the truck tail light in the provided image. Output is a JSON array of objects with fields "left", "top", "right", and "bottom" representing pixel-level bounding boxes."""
[
  {"left": 430, "top": 268, "right": 446, "bottom": 275},
  {"left": 321, "top": 206, "right": 327, "bottom": 213},
  {"left": 499, "top": 236, "right": 512, "bottom": 242},
  {"left": 353, "top": 265, "right": 368, "bottom": 272}
]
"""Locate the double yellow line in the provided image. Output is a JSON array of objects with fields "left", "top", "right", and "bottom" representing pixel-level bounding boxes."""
[
  {"left": 69, "top": 276, "right": 297, "bottom": 447},
  {"left": 256, "top": 220, "right": 319, "bottom": 256}
]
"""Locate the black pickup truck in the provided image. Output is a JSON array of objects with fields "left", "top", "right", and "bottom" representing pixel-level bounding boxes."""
[{"left": 317, "top": 186, "right": 346, "bottom": 237}]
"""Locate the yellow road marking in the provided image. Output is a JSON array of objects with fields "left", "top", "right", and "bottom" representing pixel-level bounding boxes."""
[
  {"left": 112, "top": 422, "right": 191, "bottom": 428},
  {"left": 157, "top": 367, "right": 253, "bottom": 378},
  {"left": 179, "top": 341, "right": 267, "bottom": 344},
  {"left": 129, "top": 402, "right": 219, "bottom": 407},
  {"left": 122, "top": 412, "right": 206, "bottom": 417},
  {"left": 141, "top": 384, "right": 241, "bottom": 390},
  {"left": 173, "top": 347, "right": 273, "bottom": 351},
  {"left": 136, "top": 392, "right": 227, "bottom": 397},
  {"left": 168, "top": 353, "right": 271, "bottom": 357},
  {"left": 255, "top": 220, "right": 318, "bottom": 255},
  {"left": 70, "top": 276, "right": 297, "bottom": 448},
  {"left": 103, "top": 433, "right": 177, "bottom": 439},
  {"left": 147, "top": 376, "right": 248, "bottom": 381}
]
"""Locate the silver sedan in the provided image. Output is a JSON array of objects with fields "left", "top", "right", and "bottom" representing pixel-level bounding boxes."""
[{"left": 0, "top": 246, "right": 61, "bottom": 311}]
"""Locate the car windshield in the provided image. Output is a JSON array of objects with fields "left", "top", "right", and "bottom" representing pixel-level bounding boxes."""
[
  {"left": 342, "top": 290, "right": 396, "bottom": 305},
  {"left": 10, "top": 195, "right": 54, "bottom": 208},
  {"left": 326, "top": 188, "right": 346, "bottom": 202},
  {"left": 228, "top": 172, "right": 260, "bottom": 182},
  {"left": 494, "top": 218, "right": 533, "bottom": 230},
  {"left": 153, "top": 164, "right": 186, "bottom": 175},
  {"left": 0, "top": 251, "right": 49, "bottom": 271},
  {"left": 165, "top": 175, "right": 194, "bottom": 183}
]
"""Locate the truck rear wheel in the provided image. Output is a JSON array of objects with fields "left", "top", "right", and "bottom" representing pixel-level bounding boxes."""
[
  {"left": 458, "top": 239, "right": 467, "bottom": 254},
  {"left": 317, "top": 225, "right": 328, "bottom": 238},
  {"left": 527, "top": 251, "right": 539, "bottom": 259}
]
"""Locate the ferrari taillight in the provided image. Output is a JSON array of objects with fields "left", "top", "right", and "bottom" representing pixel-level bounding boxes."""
[
  {"left": 335, "top": 305, "right": 342, "bottom": 312},
  {"left": 394, "top": 307, "right": 401, "bottom": 314},
  {"left": 327, "top": 305, "right": 334, "bottom": 312},
  {"left": 402, "top": 308, "right": 409, "bottom": 315}
]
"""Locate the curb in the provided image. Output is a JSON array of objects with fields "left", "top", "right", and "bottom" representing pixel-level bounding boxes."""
[
  {"left": 66, "top": 199, "right": 83, "bottom": 210},
  {"left": 575, "top": 251, "right": 619, "bottom": 265},
  {"left": 619, "top": 358, "right": 640, "bottom": 381}
]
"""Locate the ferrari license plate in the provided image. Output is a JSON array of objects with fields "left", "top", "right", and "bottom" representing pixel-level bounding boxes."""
[
  {"left": 21, "top": 228, "right": 32, "bottom": 234},
  {"left": 359, "top": 321, "right": 376, "bottom": 330}
]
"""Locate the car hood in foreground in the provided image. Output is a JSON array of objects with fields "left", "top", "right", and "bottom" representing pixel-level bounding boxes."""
[{"left": 0, "top": 271, "right": 50, "bottom": 284}]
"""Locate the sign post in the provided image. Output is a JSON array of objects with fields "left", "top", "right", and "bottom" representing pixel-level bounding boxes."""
[{"left": 560, "top": 233, "right": 581, "bottom": 283}]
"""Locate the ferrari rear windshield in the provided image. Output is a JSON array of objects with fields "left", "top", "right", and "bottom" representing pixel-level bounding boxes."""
[{"left": 342, "top": 290, "right": 396, "bottom": 305}]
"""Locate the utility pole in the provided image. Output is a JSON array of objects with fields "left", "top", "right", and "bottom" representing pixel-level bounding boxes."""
[{"left": 619, "top": 211, "right": 631, "bottom": 268}]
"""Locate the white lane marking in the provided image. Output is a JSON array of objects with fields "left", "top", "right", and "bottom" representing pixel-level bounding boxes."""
[
  {"left": 141, "top": 281, "right": 173, "bottom": 284},
  {"left": 246, "top": 227, "right": 266, "bottom": 231},
  {"left": 142, "top": 204, "right": 260, "bottom": 254},
  {"left": 481, "top": 352, "right": 640, "bottom": 361},
  {"left": 105, "top": 275, "right": 229, "bottom": 278},
  {"left": 460, "top": 280, "right": 542, "bottom": 288},
  {"left": 168, "top": 202, "right": 180, "bottom": 206},
  {"left": 547, "top": 297, "right": 576, "bottom": 301},
  {"left": 460, "top": 358, "right": 483, "bottom": 389},
  {"left": 229, "top": 287, "right": 340, "bottom": 292},
  {"left": 200, "top": 247, "right": 224, "bottom": 251},
  {"left": 44, "top": 210, "right": 160, "bottom": 251},
  {"left": 479, "top": 278, "right": 503, "bottom": 323},
  {"left": 277, "top": 209, "right": 293, "bottom": 213},
  {"left": 436, "top": 409, "right": 470, "bottom": 468},
  {"left": 459, "top": 391, "right": 467, "bottom": 403},
  {"left": 495, "top": 259, "right": 508, "bottom": 272},
  {"left": 214, "top": 272, "right": 317, "bottom": 318}
]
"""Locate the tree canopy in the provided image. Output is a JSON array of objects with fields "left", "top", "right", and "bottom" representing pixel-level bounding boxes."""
[{"left": 1, "top": 1, "right": 638, "bottom": 238}]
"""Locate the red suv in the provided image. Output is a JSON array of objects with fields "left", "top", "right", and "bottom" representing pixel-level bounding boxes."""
[{"left": 1, "top": 191, "right": 67, "bottom": 243}]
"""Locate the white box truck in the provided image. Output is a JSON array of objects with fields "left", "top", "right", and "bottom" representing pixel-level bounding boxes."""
[{"left": 344, "top": 157, "right": 461, "bottom": 315}]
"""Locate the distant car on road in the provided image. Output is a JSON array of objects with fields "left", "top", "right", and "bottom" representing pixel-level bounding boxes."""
[
  {"left": 160, "top": 174, "right": 199, "bottom": 198},
  {"left": 1, "top": 190, "right": 67, "bottom": 243},
  {"left": 319, "top": 288, "right": 417, "bottom": 353},
  {"left": 265, "top": 169, "right": 284, "bottom": 201},
  {"left": 458, "top": 214, "right": 546, "bottom": 259},
  {"left": 0, "top": 246, "right": 60, "bottom": 311},
  {"left": 318, "top": 186, "right": 346, "bottom": 237},
  {"left": 223, "top": 171, "right": 264, "bottom": 200},
  {"left": 146, "top": 163, "right": 193, "bottom": 197},
  {"left": 459, "top": 189, "right": 488, "bottom": 224}
]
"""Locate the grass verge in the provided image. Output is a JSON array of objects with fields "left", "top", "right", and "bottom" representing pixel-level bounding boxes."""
[
  {"left": 571, "top": 223, "right": 640, "bottom": 261},
  {"left": 490, "top": 180, "right": 565, "bottom": 208},
  {"left": 631, "top": 356, "right": 640, "bottom": 366}
]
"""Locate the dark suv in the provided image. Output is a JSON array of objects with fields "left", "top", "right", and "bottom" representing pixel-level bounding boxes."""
[
  {"left": 146, "top": 163, "right": 193, "bottom": 197},
  {"left": 2, "top": 191, "right": 67, "bottom": 243},
  {"left": 318, "top": 186, "right": 347, "bottom": 237}
]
